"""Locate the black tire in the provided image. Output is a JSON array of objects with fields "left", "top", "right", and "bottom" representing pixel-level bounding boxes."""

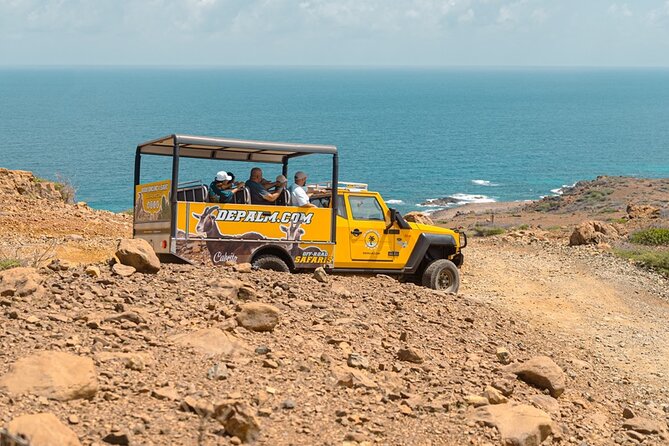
[
  {"left": 253, "top": 254, "right": 290, "bottom": 273},
  {"left": 421, "top": 259, "right": 460, "bottom": 292}
]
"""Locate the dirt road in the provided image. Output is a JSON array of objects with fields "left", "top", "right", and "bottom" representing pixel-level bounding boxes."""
[{"left": 465, "top": 236, "right": 669, "bottom": 404}]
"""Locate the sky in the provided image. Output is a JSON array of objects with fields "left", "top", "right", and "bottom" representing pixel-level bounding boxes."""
[{"left": 1, "top": 0, "right": 669, "bottom": 66}]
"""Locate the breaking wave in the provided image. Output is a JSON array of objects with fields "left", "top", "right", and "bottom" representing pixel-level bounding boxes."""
[
  {"left": 550, "top": 182, "right": 577, "bottom": 195},
  {"left": 385, "top": 199, "right": 403, "bottom": 204},
  {"left": 471, "top": 179, "right": 500, "bottom": 187}
]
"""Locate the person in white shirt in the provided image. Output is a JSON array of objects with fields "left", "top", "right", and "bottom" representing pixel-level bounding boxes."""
[{"left": 289, "top": 171, "right": 316, "bottom": 208}]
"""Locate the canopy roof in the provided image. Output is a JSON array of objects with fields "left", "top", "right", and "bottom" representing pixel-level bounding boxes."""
[{"left": 137, "top": 134, "right": 337, "bottom": 164}]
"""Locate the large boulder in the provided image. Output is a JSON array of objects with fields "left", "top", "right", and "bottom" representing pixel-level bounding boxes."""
[
  {"left": 471, "top": 403, "right": 555, "bottom": 446},
  {"left": 403, "top": 211, "right": 434, "bottom": 226},
  {"left": 569, "top": 220, "right": 621, "bottom": 246},
  {"left": 170, "top": 328, "right": 251, "bottom": 358},
  {"left": 626, "top": 203, "right": 660, "bottom": 219},
  {"left": 0, "top": 267, "right": 43, "bottom": 298},
  {"left": 0, "top": 351, "right": 98, "bottom": 401},
  {"left": 115, "top": 238, "right": 160, "bottom": 273},
  {"left": 236, "top": 302, "right": 281, "bottom": 332},
  {"left": 6, "top": 413, "right": 82, "bottom": 446},
  {"left": 505, "top": 355, "right": 566, "bottom": 398}
]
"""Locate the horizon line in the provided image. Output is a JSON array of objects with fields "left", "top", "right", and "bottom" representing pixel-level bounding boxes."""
[{"left": 1, "top": 64, "right": 669, "bottom": 70}]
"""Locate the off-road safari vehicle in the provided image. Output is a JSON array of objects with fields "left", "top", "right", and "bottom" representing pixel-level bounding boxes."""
[{"left": 132, "top": 135, "right": 466, "bottom": 292}]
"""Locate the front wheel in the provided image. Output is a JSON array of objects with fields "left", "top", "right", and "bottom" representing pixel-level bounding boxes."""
[
  {"left": 422, "top": 259, "right": 460, "bottom": 292},
  {"left": 253, "top": 255, "right": 290, "bottom": 273}
]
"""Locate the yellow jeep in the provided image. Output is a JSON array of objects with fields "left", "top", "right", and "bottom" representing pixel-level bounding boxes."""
[{"left": 132, "top": 135, "right": 466, "bottom": 292}]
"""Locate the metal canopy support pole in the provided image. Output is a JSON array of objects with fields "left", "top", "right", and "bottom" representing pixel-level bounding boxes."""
[
  {"left": 133, "top": 147, "right": 142, "bottom": 237},
  {"left": 330, "top": 153, "right": 339, "bottom": 244},
  {"left": 170, "top": 136, "right": 180, "bottom": 244}
]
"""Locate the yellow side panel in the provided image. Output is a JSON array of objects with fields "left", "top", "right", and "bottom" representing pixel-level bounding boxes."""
[{"left": 177, "top": 203, "right": 332, "bottom": 242}]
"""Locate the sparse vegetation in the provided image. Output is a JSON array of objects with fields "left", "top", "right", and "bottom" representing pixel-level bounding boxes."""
[
  {"left": 576, "top": 188, "right": 613, "bottom": 204},
  {"left": 629, "top": 228, "right": 669, "bottom": 246},
  {"left": 0, "top": 259, "right": 21, "bottom": 271},
  {"left": 54, "top": 173, "right": 76, "bottom": 203},
  {"left": 473, "top": 226, "right": 505, "bottom": 237},
  {"left": 614, "top": 248, "right": 669, "bottom": 276},
  {"left": 607, "top": 218, "right": 627, "bottom": 224},
  {"left": 516, "top": 224, "right": 530, "bottom": 231}
]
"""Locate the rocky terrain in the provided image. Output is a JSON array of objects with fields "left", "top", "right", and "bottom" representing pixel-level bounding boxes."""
[{"left": 1, "top": 169, "right": 669, "bottom": 446}]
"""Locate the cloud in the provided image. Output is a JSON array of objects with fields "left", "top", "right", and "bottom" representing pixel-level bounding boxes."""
[
  {"left": 608, "top": 3, "right": 632, "bottom": 18},
  {"left": 647, "top": 0, "right": 669, "bottom": 25}
]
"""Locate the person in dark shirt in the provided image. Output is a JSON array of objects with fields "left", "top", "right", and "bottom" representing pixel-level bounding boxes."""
[
  {"left": 246, "top": 167, "right": 284, "bottom": 205},
  {"left": 209, "top": 171, "right": 244, "bottom": 203}
]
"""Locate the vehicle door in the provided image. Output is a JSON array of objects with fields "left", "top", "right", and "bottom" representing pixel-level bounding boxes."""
[{"left": 346, "top": 194, "right": 395, "bottom": 263}]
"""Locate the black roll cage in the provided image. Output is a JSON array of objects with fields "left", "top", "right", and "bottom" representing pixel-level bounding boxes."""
[{"left": 133, "top": 134, "right": 339, "bottom": 244}]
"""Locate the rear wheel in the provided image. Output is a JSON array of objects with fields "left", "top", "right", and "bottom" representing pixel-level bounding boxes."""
[
  {"left": 253, "top": 254, "right": 290, "bottom": 273},
  {"left": 422, "top": 259, "right": 460, "bottom": 292}
]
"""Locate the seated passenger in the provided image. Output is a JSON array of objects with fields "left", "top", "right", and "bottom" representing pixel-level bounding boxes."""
[
  {"left": 273, "top": 175, "right": 291, "bottom": 206},
  {"left": 209, "top": 171, "right": 244, "bottom": 203},
  {"left": 289, "top": 171, "right": 316, "bottom": 208},
  {"left": 246, "top": 167, "right": 284, "bottom": 205}
]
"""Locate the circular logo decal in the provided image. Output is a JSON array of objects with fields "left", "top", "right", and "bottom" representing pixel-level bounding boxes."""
[{"left": 364, "top": 230, "right": 380, "bottom": 249}]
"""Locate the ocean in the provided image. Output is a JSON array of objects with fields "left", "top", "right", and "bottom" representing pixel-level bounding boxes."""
[{"left": 2, "top": 67, "right": 669, "bottom": 213}]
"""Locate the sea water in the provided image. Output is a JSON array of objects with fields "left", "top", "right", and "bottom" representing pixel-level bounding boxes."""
[{"left": 1, "top": 67, "right": 668, "bottom": 212}]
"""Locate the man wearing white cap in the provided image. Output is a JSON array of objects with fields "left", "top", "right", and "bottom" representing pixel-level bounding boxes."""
[
  {"left": 289, "top": 171, "right": 316, "bottom": 208},
  {"left": 208, "top": 171, "right": 244, "bottom": 203}
]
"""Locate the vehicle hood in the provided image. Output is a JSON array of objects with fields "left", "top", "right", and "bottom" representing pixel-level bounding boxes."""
[{"left": 409, "top": 222, "right": 457, "bottom": 235}]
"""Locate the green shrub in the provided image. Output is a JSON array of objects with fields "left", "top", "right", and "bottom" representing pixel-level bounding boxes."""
[
  {"left": 607, "top": 218, "right": 627, "bottom": 224},
  {"left": 516, "top": 224, "right": 530, "bottom": 231},
  {"left": 473, "top": 226, "right": 505, "bottom": 237},
  {"left": 614, "top": 249, "right": 669, "bottom": 276},
  {"left": 629, "top": 228, "right": 669, "bottom": 246},
  {"left": 0, "top": 259, "right": 21, "bottom": 271}
]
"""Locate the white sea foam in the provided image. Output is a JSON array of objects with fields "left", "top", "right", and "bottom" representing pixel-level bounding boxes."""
[
  {"left": 386, "top": 199, "right": 403, "bottom": 204},
  {"left": 449, "top": 193, "right": 497, "bottom": 204},
  {"left": 550, "top": 182, "right": 577, "bottom": 195},
  {"left": 471, "top": 179, "right": 500, "bottom": 187}
]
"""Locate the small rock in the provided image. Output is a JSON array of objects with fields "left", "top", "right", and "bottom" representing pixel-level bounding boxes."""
[
  {"left": 465, "top": 395, "right": 490, "bottom": 407},
  {"left": 622, "top": 407, "right": 635, "bottom": 419},
  {"left": 112, "top": 263, "right": 136, "bottom": 277},
  {"left": 207, "top": 363, "right": 229, "bottom": 380},
  {"left": 313, "top": 267, "right": 327, "bottom": 282},
  {"left": 397, "top": 347, "right": 424, "bottom": 364},
  {"left": 0, "top": 351, "right": 98, "bottom": 401},
  {"left": 233, "top": 263, "right": 253, "bottom": 273},
  {"left": 470, "top": 403, "right": 555, "bottom": 446},
  {"left": 102, "top": 432, "right": 131, "bottom": 445},
  {"left": 7, "top": 413, "right": 81, "bottom": 446},
  {"left": 347, "top": 353, "right": 369, "bottom": 369},
  {"left": 282, "top": 399, "right": 296, "bottom": 409},
  {"left": 215, "top": 400, "right": 261, "bottom": 443},
  {"left": 622, "top": 416, "right": 666, "bottom": 435},
  {"left": 483, "top": 386, "right": 508, "bottom": 405},
  {"left": 262, "top": 359, "right": 279, "bottom": 369},
  {"left": 68, "top": 414, "right": 80, "bottom": 425},
  {"left": 236, "top": 302, "right": 280, "bottom": 332},
  {"left": 505, "top": 355, "right": 565, "bottom": 398},
  {"left": 85, "top": 266, "right": 101, "bottom": 278},
  {"left": 182, "top": 396, "right": 214, "bottom": 417},
  {"left": 151, "top": 387, "right": 180, "bottom": 401},
  {"left": 496, "top": 347, "right": 511, "bottom": 365},
  {"left": 115, "top": 238, "right": 160, "bottom": 273},
  {"left": 255, "top": 346, "right": 270, "bottom": 355}
]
